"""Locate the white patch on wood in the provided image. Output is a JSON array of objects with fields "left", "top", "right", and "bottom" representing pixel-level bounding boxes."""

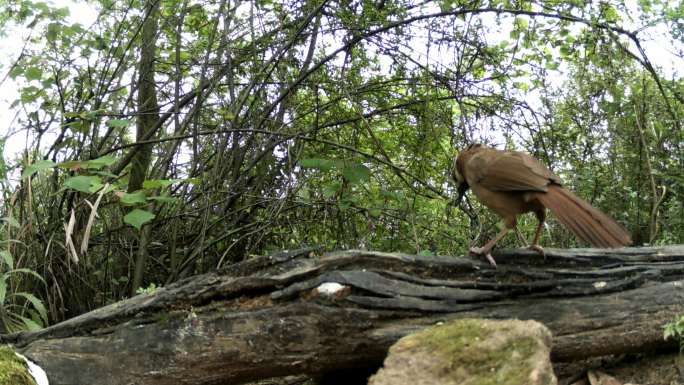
[{"left": 316, "top": 282, "right": 346, "bottom": 296}]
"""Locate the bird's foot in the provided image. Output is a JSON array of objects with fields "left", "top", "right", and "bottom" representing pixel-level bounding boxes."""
[
  {"left": 528, "top": 244, "right": 545, "bottom": 259},
  {"left": 469, "top": 247, "right": 497, "bottom": 268},
  {"left": 469, "top": 246, "right": 486, "bottom": 254}
]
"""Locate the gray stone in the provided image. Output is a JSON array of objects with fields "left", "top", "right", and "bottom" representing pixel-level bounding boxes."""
[{"left": 368, "top": 318, "right": 557, "bottom": 385}]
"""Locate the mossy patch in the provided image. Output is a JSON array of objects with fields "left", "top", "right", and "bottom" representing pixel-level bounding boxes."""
[
  {"left": 0, "top": 345, "right": 37, "bottom": 385},
  {"left": 399, "top": 319, "right": 541, "bottom": 385}
]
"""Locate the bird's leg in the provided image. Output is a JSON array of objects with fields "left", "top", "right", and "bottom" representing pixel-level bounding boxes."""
[
  {"left": 470, "top": 218, "right": 516, "bottom": 267},
  {"left": 470, "top": 227, "right": 509, "bottom": 267},
  {"left": 528, "top": 210, "right": 546, "bottom": 258}
]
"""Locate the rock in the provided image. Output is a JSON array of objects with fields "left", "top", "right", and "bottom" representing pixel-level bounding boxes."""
[
  {"left": 587, "top": 370, "right": 624, "bottom": 385},
  {"left": 368, "top": 318, "right": 557, "bottom": 385}
]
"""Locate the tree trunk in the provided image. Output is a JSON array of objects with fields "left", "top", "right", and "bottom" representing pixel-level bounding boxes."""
[
  {"left": 129, "top": 0, "right": 161, "bottom": 295},
  {"left": 3, "top": 246, "right": 684, "bottom": 385}
]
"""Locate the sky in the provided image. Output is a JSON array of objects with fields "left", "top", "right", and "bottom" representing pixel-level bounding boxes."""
[
  {"left": 0, "top": 0, "right": 99, "bottom": 163},
  {"left": 0, "top": 1, "right": 681, "bottom": 169}
]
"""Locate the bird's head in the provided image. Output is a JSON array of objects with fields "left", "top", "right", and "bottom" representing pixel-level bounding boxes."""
[{"left": 450, "top": 158, "right": 464, "bottom": 184}]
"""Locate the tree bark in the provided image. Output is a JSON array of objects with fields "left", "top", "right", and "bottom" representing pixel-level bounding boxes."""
[
  {"left": 129, "top": 0, "right": 161, "bottom": 295},
  {"left": 2, "top": 246, "right": 684, "bottom": 385}
]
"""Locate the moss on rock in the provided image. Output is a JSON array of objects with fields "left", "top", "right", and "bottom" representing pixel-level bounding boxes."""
[
  {"left": 369, "top": 319, "right": 556, "bottom": 385},
  {"left": 0, "top": 345, "right": 37, "bottom": 385}
]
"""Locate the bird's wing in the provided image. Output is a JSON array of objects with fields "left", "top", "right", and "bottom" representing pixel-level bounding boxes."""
[{"left": 466, "top": 150, "right": 561, "bottom": 192}]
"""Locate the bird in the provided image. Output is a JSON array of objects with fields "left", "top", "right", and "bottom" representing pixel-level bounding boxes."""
[{"left": 451, "top": 143, "right": 631, "bottom": 266}]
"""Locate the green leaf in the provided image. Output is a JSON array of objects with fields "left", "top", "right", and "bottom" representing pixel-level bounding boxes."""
[
  {"left": 0, "top": 250, "right": 13, "bottom": 268},
  {"left": 560, "top": 45, "right": 572, "bottom": 58},
  {"left": 22, "top": 159, "right": 57, "bottom": 179},
  {"left": 124, "top": 209, "right": 155, "bottom": 230},
  {"left": 514, "top": 17, "right": 528, "bottom": 30},
  {"left": 9, "top": 66, "right": 23, "bottom": 79},
  {"left": 93, "top": 170, "right": 119, "bottom": 179},
  {"left": 120, "top": 191, "right": 147, "bottom": 205},
  {"left": 57, "top": 160, "right": 82, "bottom": 169},
  {"left": 297, "top": 187, "right": 310, "bottom": 201},
  {"left": 25, "top": 67, "right": 43, "bottom": 81},
  {"left": 603, "top": 6, "right": 619, "bottom": 22},
  {"left": 1, "top": 217, "right": 20, "bottom": 229},
  {"left": 8, "top": 268, "right": 45, "bottom": 283},
  {"left": 514, "top": 81, "right": 530, "bottom": 92},
  {"left": 544, "top": 61, "right": 559, "bottom": 70},
  {"left": 84, "top": 110, "right": 100, "bottom": 120},
  {"left": 94, "top": 183, "right": 117, "bottom": 194},
  {"left": 64, "top": 175, "right": 101, "bottom": 193},
  {"left": 300, "top": 158, "right": 335, "bottom": 171},
  {"left": 105, "top": 119, "right": 131, "bottom": 128},
  {"left": 0, "top": 276, "right": 6, "bottom": 304},
  {"left": 142, "top": 180, "right": 165, "bottom": 189},
  {"left": 85, "top": 155, "right": 117, "bottom": 169},
  {"left": 338, "top": 200, "right": 352, "bottom": 211},
  {"left": 342, "top": 164, "right": 370, "bottom": 184},
  {"left": 88, "top": 180, "right": 105, "bottom": 193},
  {"left": 322, "top": 183, "right": 341, "bottom": 199},
  {"left": 19, "top": 86, "right": 38, "bottom": 104},
  {"left": 380, "top": 190, "right": 402, "bottom": 200},
  {"left": 47, "top": 23, "right": 60, "bottom": 42},
  {"left": 17, "top": 315, "right": 43, "bottom": 331},
  {"left": 13, "top": 292, "right": 48, "bottom": 325},
  {"left": 368, "top": 208, "right": 382, "bottom": 217}
]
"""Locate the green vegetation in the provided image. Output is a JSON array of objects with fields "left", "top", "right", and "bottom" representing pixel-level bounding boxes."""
[
  {"left": 135, "top": 282, "right": 159, "bottom": 296},
  {"left": 0, "top": 0, "right": 681, "bottom": 328},
  {"left": 663, "top": 314, "right": 684, "bottom": 352},
  {"left": 0, "top": 246, "right": 47, "bottom": 332}
]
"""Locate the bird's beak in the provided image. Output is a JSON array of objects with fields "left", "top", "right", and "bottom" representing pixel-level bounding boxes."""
[
  {"left": 451, "top": 156, "right": 468, "bottom": 206},
  {"left": 455, "top": 181, "right": 469, "bottom": 206}
]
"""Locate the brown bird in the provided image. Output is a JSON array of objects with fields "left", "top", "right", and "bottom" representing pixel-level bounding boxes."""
[{"left": 452, "top": 144, "right": 631, "bottom": 266}]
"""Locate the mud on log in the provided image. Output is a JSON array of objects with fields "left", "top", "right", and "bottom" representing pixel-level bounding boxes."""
[{"left": 2, "top": 246, "right": 684, "bottom": 385}]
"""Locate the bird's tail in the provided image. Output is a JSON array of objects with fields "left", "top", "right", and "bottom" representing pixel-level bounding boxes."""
[{"left": 535, "top": 185, "right": 632, "bottom": 248}]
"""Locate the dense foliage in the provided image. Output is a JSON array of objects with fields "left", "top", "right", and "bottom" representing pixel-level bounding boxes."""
[{"left": 0, "top": 0, "right": 681, "bottom": 328}]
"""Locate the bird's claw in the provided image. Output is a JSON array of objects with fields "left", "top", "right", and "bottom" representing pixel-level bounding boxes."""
[
  {"left": 469, "top": 246, "right": 485, "bottom": 255},
  {"left": 528, "top": 244, "right": 545, "bottom": 259},
  {"left": 469, "top": 247, "right": 497, "bottom": 268},
  {"left": 484, "top": 253, "right": 497, "bottom": 268}
]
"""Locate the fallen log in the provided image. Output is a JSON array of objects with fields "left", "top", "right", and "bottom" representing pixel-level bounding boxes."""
[{"left": 1, "top": 245, "right": 683, "bottom": 385}]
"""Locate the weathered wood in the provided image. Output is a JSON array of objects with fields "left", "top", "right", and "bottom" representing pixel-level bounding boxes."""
[{"left": 1, "top": 245, "right": 683, "bottom": 385}]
